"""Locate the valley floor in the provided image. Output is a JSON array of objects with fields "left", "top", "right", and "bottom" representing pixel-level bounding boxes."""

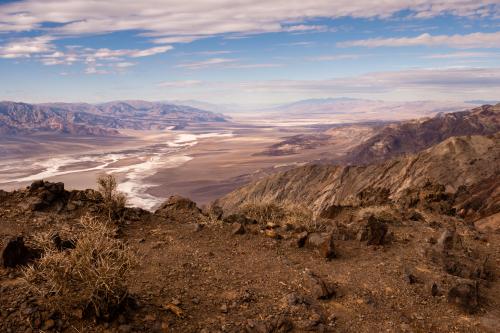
[{"left": 0, "top": 121, "right": 362, "bottom": 209}]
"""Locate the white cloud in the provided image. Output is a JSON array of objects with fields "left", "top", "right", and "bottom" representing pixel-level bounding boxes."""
[
  {"left": 90, "top": 45, "right": 172, "bottom": 59},
  {"left": 175, "top": 57, "right": 283, "bottom": 70},
  {"left": 339, "top": 31, "right": 500, "bottom": 49},
  {"left": 158, "top": 80, "right": 203, "bottom": 88},
  {"left": 307, "top": 54, "right": 361, "bottom": 61},
  {"left": 0, "top": 1, "right": 497, "bottom": 44},
  {"left": 156, "top": 67, "right": 500, "bottom": 102},
  {"left": 284, "top": 25, "right": 329, "bottom": 32},
  {"left": 176, "top": 58, "right": 238, "bottom": 69},
  {"left": 0, "top": 36, "right": 54, "bottom": 58},
  {"left": 129, "top": 46, "right": 172, "bottom": 57},
  {"left": 423, "top": 51, "right": 498, "bottom": 59},
  {"left": 115, "top": 62, "right": 136, "bottom": 68}
]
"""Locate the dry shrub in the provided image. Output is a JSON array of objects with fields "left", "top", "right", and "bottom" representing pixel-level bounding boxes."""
[
  {"left": 97, "top": 174, "right": 127, "bottom": 221},
  {"left": 23, "top": 215, "right": 135, "bottom": 319},
  {"left": 238, "top": 200, "right": 324, "bottom": 231}
]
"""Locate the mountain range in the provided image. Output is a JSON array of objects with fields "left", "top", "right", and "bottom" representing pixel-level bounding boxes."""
[
  {"left": 0, "top": 101, "right": 228, "bottom": 136},
  {"left": 219, "top": 104, "right": 500, "bottom": 226},
  {"left": 344, "top": 103, "right": 500, "bottom": 164}
]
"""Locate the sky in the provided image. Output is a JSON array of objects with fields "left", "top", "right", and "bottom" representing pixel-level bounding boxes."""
[{"left": 0, "top": 0, "right": 499, "bottom": 106}]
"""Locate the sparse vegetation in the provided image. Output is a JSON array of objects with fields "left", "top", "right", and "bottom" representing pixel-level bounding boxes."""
[
  {"left": 97, "top": 174, "right": 127, "bottom": 221},
  {"left": 237, "top": 200, "right": 324, "bottom": 232},
  {"left": 23, "top": 214, "right": 135, "bottom": 319}
]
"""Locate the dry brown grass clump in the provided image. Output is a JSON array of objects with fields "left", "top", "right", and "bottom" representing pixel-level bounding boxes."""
[
  {"left": 97, "top": 174, "right": 127, "bottom": 221},
  {"left": 23, "top": 215, "right": 135, "bottom": 319},
  {"left": 238, "top": 200, "right": 324, "bottom": 231}
]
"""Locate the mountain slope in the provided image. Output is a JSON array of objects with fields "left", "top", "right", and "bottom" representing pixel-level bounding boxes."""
[
  {"left": 0, "top": 100, "right": 228, "bottom": 135},
  {"left": 0, "top": 102, "right": 118, "bottom": 136},
  {"left": 345, "top": 103, "right": 500, "bottom": 164},
  {"left": 218, "top": 133, "right": 500, "bottom": 222}
]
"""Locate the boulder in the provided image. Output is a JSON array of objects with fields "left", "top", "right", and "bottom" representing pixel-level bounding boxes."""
[
  {"left": 52, "top": 234, "right": 76, "bottom": 251},
  {"left": 447, "top": 280, "right": 479, "bottom": 313},
  {"left": 24, "top": 180, "right": 67, "bottom": 212},
  {"left": 155, "top": 195, "right": 202, "bottom": 222},
  {"left": 295, "top": 231, "right": 309, "bottom": 248},
  {"left": 305, "top": 232, "right": 336, "bottom": 259},
  {"left": 357, "top": 215, "right": 388, "bottom": 245},
  {"left": 2, "top": 237, "right": 41, "bottom": 268},
  {"left": 156, "top": 195, "right": 200, "bottom": 212},
  {"left": 232, "top": 223, "right": 245, "bottom": 235},
  {"left": 306, "top": 271, "right": 336, "bottom": 300}
]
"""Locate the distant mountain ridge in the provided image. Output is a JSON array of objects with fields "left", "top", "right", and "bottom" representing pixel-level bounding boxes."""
[
  {"left": 0, "top": 100, "right": 228, "bottom": 136},
  {"left": 344, "top": 103, "right": 500, "bottom": 164}
]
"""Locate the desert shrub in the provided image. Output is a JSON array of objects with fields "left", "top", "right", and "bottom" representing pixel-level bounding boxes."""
[
  {"left": 23, "top": 215, "right": 135, "bottom": 319},
  {"left": 97, "top": 174, "right": 127, "bottom": 221},
  {"left": 237, "top": 200, "right": 323, "bottom": 231}
]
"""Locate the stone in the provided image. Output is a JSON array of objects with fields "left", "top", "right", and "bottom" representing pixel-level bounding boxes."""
[
  {"left": 193, "top": 223, "right": 204, "bottom": 232},
  {"left": 265, "top": 229, "right": 281, "bottom": 239},
  {"left": 447, "top": 280, "right": 479, "bottom": 313},
  {"left": 52, "top": 234, "right": 76, "bottom": 251},
  {"left": 306, "top": 271, "right": 336, "bottom": 300},
  {"left": 42, "top": 319, "right": 55, "bottom": 331},
  {"left": 431, "top": 283, "right": 440, "bottom": 296},
  {"left": 295, "top": 231, "right": 308, "bottom": 248},
  {"left": 232, "top": 223, "right": 245, "bottom": 235},
  {"left": 357, "top": 215, "right": 388, "bottom": 245},
  {"left": 2, "top": 237, "right": 41, "bottom": 268},
  {"left": 305, "top": 232, "right": 336, "bottom": 259},
  {"left": 281, "top": 293, "right": 304, "bottom": 307}
]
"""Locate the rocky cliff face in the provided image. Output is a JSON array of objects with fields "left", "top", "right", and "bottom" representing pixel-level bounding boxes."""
[
  {"left": 345, "top": 104, "right": 500, "bottom": 164},
  {"left": 0, "top": 102, "right": 119, "bottom": 136},
  {"left": 0, "top": 100, "right": 228, "bottom": 135},
  {"left": 218, "top": 133, "right": 500, "bottom": 223}
]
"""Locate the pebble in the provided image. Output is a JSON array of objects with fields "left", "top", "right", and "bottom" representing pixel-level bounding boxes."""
[{"left": 42, "top": 319, "right": 55, "bottom": 330}]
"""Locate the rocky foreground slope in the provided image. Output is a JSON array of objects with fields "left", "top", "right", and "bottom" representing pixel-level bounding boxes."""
[{"left": 0, "top": 101, "right": 227, "bottom": 136}]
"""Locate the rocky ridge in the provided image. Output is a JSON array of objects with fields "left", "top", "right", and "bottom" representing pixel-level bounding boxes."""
[
  {"left": 0, "top": 100, "right": 228, "bottom": 136},
  {"left": 218, "top": 133, "right": 500, "bottom": 227},
  {"left": 344, "top": 103, "right": 500, "bottom": 164}
]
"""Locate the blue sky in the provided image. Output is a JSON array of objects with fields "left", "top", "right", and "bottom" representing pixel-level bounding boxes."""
[{"left": 0, "top": 0, "right": 499, "bottom": 105}]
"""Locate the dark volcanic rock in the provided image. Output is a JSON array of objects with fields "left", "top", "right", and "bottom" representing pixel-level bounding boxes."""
[
  {"left": 1, "top": 237, "right": 41, "bottom": 268},
  {"left": 447, "top": 280, "right": 480, "bottom": 313},
  {"left": 305, "top": 232, "right": 336, "bottom": 259},
  {"left": 52, "top": 234, "right": 76, "bottom": 251},
  {"left": 24, "top": 180, "right": 68, "bottom": 212},
  {"left": 357, "top": 215, "right": 389, "bottom": 245},
  {"left": 306, "top": 271, "right": 336, "bottom": 300},
  {"left": 155, "top": 195, "right": 202, "bottom": 222}
]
